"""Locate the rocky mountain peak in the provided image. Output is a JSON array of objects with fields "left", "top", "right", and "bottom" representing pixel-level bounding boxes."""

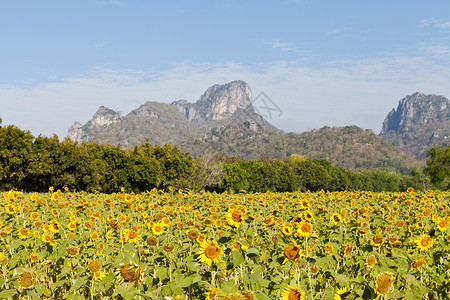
[
  {"left": 91, "top": 106, "right": 123, "bottom": 126},
  {"left": 379, "top": 92, "right": 449, "bottom": 157},
  {"left": 172, "top": 80, "right": 253, "bottom": 122}
]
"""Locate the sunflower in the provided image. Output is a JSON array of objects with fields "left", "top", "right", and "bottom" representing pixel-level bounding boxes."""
[
  {"left": 117, "top": 263, "right": 144, "bottom": 284},
  {"left": 51, "top": 192, "right": 59, "bottom": 201},
  {"left": 146, "top": 236, "right": 158, "bottom": 246},
  {"left": 29, "top": 212, "right": 39, "bottom": 221},
  {"left": 17, "top": 227, "right": 30, "bottom": 240},
  {"left": 41, "top": 232, "right": 53, "bottom": 243},
  {"left": 152, "top": 223, "right": 164, "bottom": 236},
  {"left": 197, "top": 239, "right": 223, "bottom": 266},
  {"left": 324, "top": 243, "right": 333, "bottom": 254},
  {"left": 334, "top": 287, "right": 351, "bottom": 300},
  {"left": 343, "top": 243, "right": 353, "bottom": 256},
  {"left": 5, "top": 204, "right": 16, "bottom": 215},
  {"left": 415, "top": 234, "right": 433, "bottom": 251},
  {"left": 296, "top": 222, "right": 313, "bottom": 238},
  {"left": 330, "top": 213, "right": 342, "bottom": 225},
  {"left": 66, "top": 246, "right": 79, "bottom": 257},
  {"left": 281, "top": 284, "right": 305, "bottom": 300},
  {"left": 93, "top": 270, "right": 105, "bottom": 281},
  {"left": 30, "top": 253, "right": 39, "bottom": 262},
  {"left": 87, "top": 260, "right": 102, "bottom": 272},
  {"left": 187, "top": 229, "right": 200, "bottom": 241},
  {"left": 410, "top": 256, "right": 426, "bottom": 271},
  {"left": 49, "top": 220, "right": 60, "bottom": 234},
  {"left": 280, "top": 223, "right": 293, "bottom": 236},
  {"left": 370, "top": 235, "right": 384, "bottom": 247},
  {"left": 436, "top": 218, "right": 448, "bottom": 232},
  {"left": 283, "top": 242, "right": 303, "bottom": 264},
  {"left": 365, "top": 255, "right": 377, "bottom": 268},
  {"left": 18, "top": 271, "right": 36, "bottom": 289},
  {"left": 67, "top": 222, "right": 77, "bottom": 231},
  {"left": 374, "top": 272, "right": 395, "bottom": 295},
  {"left": 225, "top": 209, "right": 245, "bottom": 228},
  {"left": 50, "top": 208, "right": 59, "bottom": 217},
  {"left": 163, "top": 243, "right": 175, "bottom": 253},
  {"left": 123, "top": 229, "right": 139, "bottom": 243},
  {"left": 91, "top": 231, "right": 99, "bottom": 241}
]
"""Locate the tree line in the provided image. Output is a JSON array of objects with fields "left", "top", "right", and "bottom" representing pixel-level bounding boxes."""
[{"left": 0, "top": 119, "right": 447, "bottom": 193}]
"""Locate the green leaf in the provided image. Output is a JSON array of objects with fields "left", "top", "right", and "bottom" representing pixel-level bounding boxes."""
[
  {"left": 232, "top": 250, "right": 245, "bottom": 266},
  {"left": 0, "top": 289, "right": 18, "bottom": 298}
]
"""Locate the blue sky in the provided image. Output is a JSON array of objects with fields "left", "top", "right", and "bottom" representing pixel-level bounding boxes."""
[{"left": 1, "top": 0, "right": 450, "bottom": 138}]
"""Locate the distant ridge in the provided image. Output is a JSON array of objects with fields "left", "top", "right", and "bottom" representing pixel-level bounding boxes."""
[{"left": 67, "top": 83, "right": 448, "bottom": 174}]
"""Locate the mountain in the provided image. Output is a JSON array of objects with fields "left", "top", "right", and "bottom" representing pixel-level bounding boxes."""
[
  {"left": 67, "top": 80, "right": 277, "bottom": 147},
  {"left": 68, "top": 82, "right": 443, "bottom": 174},
  {"left": 379, "top": 92, "right": 450, "bottom": 158},
  {"left": 178, "top": 124, "right": 422, "bottom": 174}
]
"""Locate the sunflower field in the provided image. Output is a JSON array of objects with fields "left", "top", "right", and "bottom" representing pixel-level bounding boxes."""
[{"left": 0, "top": 188, "right": 448, "bottom": 300}]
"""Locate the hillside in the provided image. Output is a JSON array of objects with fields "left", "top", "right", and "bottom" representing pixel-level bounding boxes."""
[
  {"left": 179, "top": 124, "right": 423, "bottom": 174},
  {"left": 67, "top": 82, "right": 446, "bottom": 174}
]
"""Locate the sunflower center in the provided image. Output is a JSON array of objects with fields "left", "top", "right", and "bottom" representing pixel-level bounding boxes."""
[
  {"left": 284, "top": 245, "right": 300, "bottom": 260},
  {"left": 301, "top": 224, "right": 311, "bottom": 232},
  {"left": 421, "top": 237, "right": 431, "bottom": 247},
  {"left": 205, "top": 245, "right": 221, "bottom": 259},
  {"left": 288, "top": 289, "right": 303, "bottom": 300},
  {"left": 19, "top": 272, "right": 35, "bottom": 288},
  {"left": 232, "top": 211, "right": 243, "bottom": 223}
]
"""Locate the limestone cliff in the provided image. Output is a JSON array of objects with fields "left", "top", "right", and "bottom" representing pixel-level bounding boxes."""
[{"left": 379, "top": 92, "right": 449, "bottom": 157}]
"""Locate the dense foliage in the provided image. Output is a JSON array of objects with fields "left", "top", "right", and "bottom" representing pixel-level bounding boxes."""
[
  {"left": 0, "top": 123, "right": 440, "bottom": 193},
  {"left": 0, "top": 189, "right": 448, "bottom": 299}
]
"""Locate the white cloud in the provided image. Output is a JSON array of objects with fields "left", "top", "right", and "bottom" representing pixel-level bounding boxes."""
[{"left": 1, "top": 53, "right": 450, "bottom": 139}]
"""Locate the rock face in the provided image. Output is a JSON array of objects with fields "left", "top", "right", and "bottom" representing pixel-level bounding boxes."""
[
  {"left": 379, "top": 92, "right": 450, "bottom": 157},
  {"left": 67, "top": 80, "right": 274, "bottom": 146},
  {"left": 171, "top": 80, "right": 253, "bottom": 121}
]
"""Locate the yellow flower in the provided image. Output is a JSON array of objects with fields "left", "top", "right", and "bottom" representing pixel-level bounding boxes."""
[
  {"left": 225, "top": 209, "right": 245, "bottom": 228},
  {"left": 370, "top": 235, "right": 384, "bottom": 247},
  {"left": 330, "top": 213, "right": 342, "bottom": 225},
  {"left": 281, "top": 284, "right": 305, "bottom": 300},
  {"left": 49, "top": 220, "right": 60, "bottom": 234},
  {"left": 17, "top": 227, "right": 30, "bottom": 240},
  {"left": 117, "top": 263, "right": 144, "bottom": 284},
  {"left": 415, "top": 234, "right": 433, "bottom": 251},
  {"left": 436, "top": 218, "right": 448, "bottom": 232},
  {"left": 280, "top": 223, "right": 293, "bottom": 236},
  {"left": 283, "top": 241, "right": 303, "bottom": 264},
  {"left": 197, "top": 239, "right": 223, "bottom": 266},
  {"left": 365, "top": 254, "right": 377, "bottom": 269},
  {"left": 87, "top": 260, "right": 102, "bottom": 272},
  {"left": 152, "top": 223, "right": 164, "bottom": 236},
  {"left": 296, "top": 221, "right": 313, "bottom": 238},
  {"left": 18, "top": 271, "right": 36, "bottom": 289},
  {"left": 93, "top": 270, "right": 105, "bottom": 281},
  {"left": 123, "top": 229, "right": 139, "bottom": 243},
  {"left": 375, "top": 272, "right": 395, "bottom": 295},
  {"left": 67, "top": 222, "right": 77, "bottom": 231},
  {"left": 5, "top": 204, "right": 16, "bottom": 215},
  {"left": 411, "top": 256, "right": 426, "bottom": 271},
  {"left": 41, "top": 232, "right": 53, "bottom": 243}
]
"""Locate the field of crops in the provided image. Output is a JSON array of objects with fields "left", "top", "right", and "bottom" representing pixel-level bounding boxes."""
[{"left": 0, "top": 188, "right": 448, "bottom": 299}]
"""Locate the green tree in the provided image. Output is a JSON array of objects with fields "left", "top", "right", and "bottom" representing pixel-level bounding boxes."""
[
  {"left": 0, "top": 125, "right": 35, "bottom": 190},
  {"left": 424, "top": 145, "right": 450, "bottom": 189},
  {"left": 220, "top": 162, "right": 250, "bottom": 192}
]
